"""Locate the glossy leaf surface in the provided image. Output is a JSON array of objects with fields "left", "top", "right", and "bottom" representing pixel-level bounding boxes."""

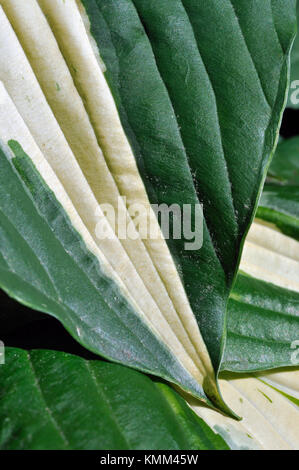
[
  {"left": 0, "top": 0, "right": 296, "bottom": 411},
  {"left": 0, "top": 348, "right": 228, "bottom": 450},
  {"left": 80, "top": 0, "right": 296, "bottom": 371},
  {"left": 223, "top": 273, "right": 299, "bottom": 372}
]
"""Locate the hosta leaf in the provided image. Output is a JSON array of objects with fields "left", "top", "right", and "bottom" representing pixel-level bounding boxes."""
[
  {"left": 223, "top": 169, "right": 299, "bottom": 373},
  {"left": 0, "top": 0, "right": 296, "bottom": 413},
  {"left": 223, "top": 273, "right": 299, "bottom": 372},
  {"left": 259, "top": 136, "right": 299, "bottom": 240},
  {"left": 1, "top": 348, "right": 298, "bottom": 450},
  {"left": 241, "top": 221, "right": 299, "bottom": 292},
  {"left": 76, "top": 0, "right": 296, "bottom": 370},
  {"left": 0, "top": 0, "right": 222, "bottom": 413},
  {"left": 189, "top": 368, "right": 299, "bottom": 450},
  {"left": 221, "top": 130, "right": 299, "bottom": 372},
  {"left": 287, "top": 0, "right": 299, "bottom": 108},
  {"left": 243, "top": 135, "right": 299, "bottom": 289},
  {"left": 0, "top": 140, "right": 215, "bottom": 408},
  {"left": 267, "top": 136, "right": 299, "bottom": 185},
  {"left": 0, "top": 348, "right": 228, "bottom": 450},
  {"left": 259, "top": 367, "right": 299, "bottom": 402},
  {"left": 257, "top": 184, "right": 299, "bottom": 240}
]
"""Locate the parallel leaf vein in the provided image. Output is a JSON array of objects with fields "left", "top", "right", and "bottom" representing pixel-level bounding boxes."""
[
  {"left": 26, "top": 351, "right": 70, "bottom": 448},
  {"left": 229, "top": 0, "right": 273, "bottom": 108},
  {"left": 84, "top": 361, "right": 131, "bottom": 448}
]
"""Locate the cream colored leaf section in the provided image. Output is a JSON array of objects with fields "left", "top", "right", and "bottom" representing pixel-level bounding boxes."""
[
  {"left": 36, "top": 0, "right": 214, "bottom": 384},
  {"left": 241, "top": 221, "right": 299, "bottom": 293},
  {"left": 257, "top": 368, "right": 299, "bottom": 400},
  {"left": 0, "top": 9, "right": 205, "bottom": 386},
  {"left": 188, "top": 372, "right": 299, "bottom": 450},
  {"left": 0, "top": 82, "right": 151, "bottom": 333}
]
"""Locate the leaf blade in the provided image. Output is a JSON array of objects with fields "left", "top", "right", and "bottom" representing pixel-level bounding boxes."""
[
  {"left": 0, "top": 348, "right": 229, "bottom": 450},
  {"left": 0, "top": 0, "right": 296, "bottom": 412},
  {"left": 0, "top": 139, "right": 212, "bottom": 405},
  {"left": 223, "top": 273, "right": 299, "bottom": 372},
  {"left": 79, "top": 0, "right": 296, "bottom": 370}
]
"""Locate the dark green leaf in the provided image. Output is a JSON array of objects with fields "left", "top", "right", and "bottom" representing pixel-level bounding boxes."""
[
  {"left": 258, "top": 136, "right": 299, "bottom": 239},
  {"left": 257, "top": 184, "right": 299, "bottom": 240},
  {"left": 287, "top": 0, "right": 299, "bottom": 108},
  {"left": 0, "top": 348, "right": 228, "bottom": 450},
  {"left": 222, "top": 273, "right": 299, "bottom": 372},
  {"left": 267, "top": 136, "right": 299, "bottom": 185}
]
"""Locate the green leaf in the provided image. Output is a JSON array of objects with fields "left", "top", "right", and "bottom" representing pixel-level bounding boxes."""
[
  {"left": 257, "top": 135, "right": 299, "bottom": 242},
  {"left": 0, "top": 140, "right": 212, "bottom": 408},
  {"left": 0, "top": 348, "right": 228, "bottom": 450},
  {"left": 257, "top": 184, "right": 299, "bottom": 240},
  {"left": 223, "top": 147, "right": 299, "bottom": 373},
  {"left": 2, "top": 348, "right": 299, "bottom": 450},
  {"left": 223, "top": 273, "right": 299, "bottom": 372},
  {"left": 267, "top": 136, "right": 299, "bottom": 185},
  {"left": 287, "top": 0, "right": 299, "bottom": 108},
  {"left": 0, "top": 0, "right": 296, "bottom": 414},
  {"left": 77, "top": 0, "right": 296, "bottom": 371}
]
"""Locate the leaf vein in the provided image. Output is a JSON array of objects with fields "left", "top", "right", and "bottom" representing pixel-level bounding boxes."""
[
  {"left": 26, "top": 351, "right": 70, "bottom": 448},
  {"left": 228, "top": 0, "right": 273, "bottom": 108},
  {"left": 84, "top": 361, "right": 131, "bottom": 448}
]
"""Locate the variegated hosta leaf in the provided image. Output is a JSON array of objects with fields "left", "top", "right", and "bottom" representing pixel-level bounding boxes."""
[
  {"left": 241, "top": 221, "right": 299, "bottom": 293},
  {"left": 0, "top": 0, "right": 296, "bottom": 414},
  {"left": 224, "top": 153, "right": 299, "bottom": 372},
  {"left": 75, "top": 0, "right": 295, "bottom": 372},
  {"left": 189, "top": 368, "right": 299, "bottom": 450},
  {"left": 251, "top": 137, "right": 299, "bottom": 288},
  {"left": 258, "top": 367, "right": 299, "bottom": 403},
  {"left": 0, "top": 140, "right": 215, "bottom": 408},
  {"left": 257, "top": 185, "right": 299, "bottom": 241}
]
